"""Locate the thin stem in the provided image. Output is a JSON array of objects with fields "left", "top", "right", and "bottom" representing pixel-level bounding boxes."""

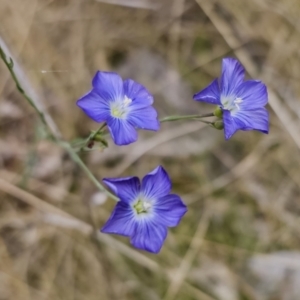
[
  {"left": 81, "top": 122, "right": 107, "bottom": 150},
  {"left": 160, "top": 113, "right": 214, "bottom": 123},
  {"left": 0, "top": 45, "right": 118, "bottom": 202},
  {"left": 197, "top": 119, "right": 215, "bottom": 126},
  {"left": 92, "top": 122, "right": 107, "bottom": 138},
  {"left": 60, "top": 142, "right": 118, "bottom": 201},
  {"left": 0, "top": 47, "right": 51, "bottom": 137}
]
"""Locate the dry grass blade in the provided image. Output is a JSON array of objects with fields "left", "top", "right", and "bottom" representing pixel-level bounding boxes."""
[
  {"left": 95, "top": 0, "right": 159, "bottom": 10},
  {"left": 164, "top": 207, "right": 212, "bottom": 300},
  {"left": 114, "top": 122, "right": 205, "bottom": 176},
  {"left": 0, "top": 177, "right": 92, "bottom": 235}
]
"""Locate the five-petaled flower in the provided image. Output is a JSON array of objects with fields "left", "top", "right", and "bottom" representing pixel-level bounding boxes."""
[
  {"left": 77, "top": 71, "right": 159, "bottom": 145},
  {"left": 193, "top": 58, "right": 269, "bottom": 140},
  {"left": 101, "top": 166, "right": 187, "bottom": 253}
]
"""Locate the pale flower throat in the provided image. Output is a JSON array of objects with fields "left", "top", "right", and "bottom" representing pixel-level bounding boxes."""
[
  {"left": 133, "top": 198, "right": 152, "bottom": 214},
  {"left": 221, "top": 95, "right": 243, "bottom": 113},
  {"left": 110, "top": 95, "right": 132, "bottom": 119}
]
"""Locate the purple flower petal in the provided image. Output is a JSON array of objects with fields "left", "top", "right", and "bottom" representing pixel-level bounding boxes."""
[
  {"left": 235, "top": 80, "right": 268, "bottom": 110},
  {"left": 154, "top": 194, "right": 187, "bottom": 227},
  {"left": 76, "top": 90, "right": 110, "bottom": 122},
  {"left": 103, "top": 177, "right": 140, "bottom": 204},
  {"left": 141, "top": 166, "right": 171, "bottom": 199},
  {"left": 193, "top": 79, "right": 221, "bottom": 105},
  {"left": 92, "top": 71, "right": 124, "bottom": 101},
  {"left": 130, "top": 220, "right": 167, "bottom": 253},
  {"left": 101, "top": 202, "right": 136, "bottom": 236},
  {"left": 223, "top": 108, "right": 269, "bottom": 140},
  {"left": 234, "top": 108, "right": 269, "bottom": 133},
  {"left": 107, "top": 118, "right": 138, "bottom": 145},
  {"left": 223, "top": 109, "right": 239, "bottom": 140},
  {"left": 127, "top": 106, "right": 160, "bottom": 131},
  {"left": 221, "top": 58, "right": 245, "bottom": 97},
  {"left": 123, "top": 79, "right": 154, "bottom": 107}
]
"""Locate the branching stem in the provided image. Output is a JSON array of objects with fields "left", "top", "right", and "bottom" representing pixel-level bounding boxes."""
[
  {"left": 0, "top": 46, "right": 118, "bottom": 202},
  {"left": 160, "top": 113, "right": 214, "bottom": 123}
]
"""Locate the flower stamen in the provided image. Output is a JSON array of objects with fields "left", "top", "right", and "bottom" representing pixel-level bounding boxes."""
[
  {"left": 133, "top": 199, "right": 152, "bottom": 214},
  {"left": 234, "top": 97, "right": 243, "bottom": 110},
  {"left": 110, "top": 96, "right": 132, "bottom": 119},
  {"left": 123, "top": 95, "right": 132, "bottom": 107},
  {"left": 221, "top": 95, "right": 243, "bottom": 112}
]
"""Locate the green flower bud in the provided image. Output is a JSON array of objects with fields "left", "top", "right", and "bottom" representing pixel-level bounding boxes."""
[
  {"left": 212, "top": 120, "right": 224, "bottom": 130},
  {"left": 213, "top": 106, "right": 223, "bottom": 118}
]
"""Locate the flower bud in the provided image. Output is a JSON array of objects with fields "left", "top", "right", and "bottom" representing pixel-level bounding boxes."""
[
  {"left": 212, "top": 120, "right": 224, "bottom": 130},
  {"left": 213, "top": 106, "right": 223, "bottom": 118}
]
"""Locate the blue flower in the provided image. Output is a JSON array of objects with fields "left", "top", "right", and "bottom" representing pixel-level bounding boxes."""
[
  {"left": 193, "top": 58, "right": 269, "bottom": 140},
  {"left": 101, "top": 166, "right": 187, "bottom": 253},
  {"left": 77, "top": 71, "right": 160, "bottom": 145}
]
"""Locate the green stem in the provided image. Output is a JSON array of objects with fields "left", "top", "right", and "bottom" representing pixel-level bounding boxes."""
[
  {"left": 0, "top": 47, "right": 50, "bottom": 136},
  {"left": 0, "top": 46, "right": 118, "bottom": 202},
  {"left": 60, "top": 142, "right": 118, "bottom": 201},
  {"left": 92, "top": 122, "right": 107, "bottom": 138},
  {"left": 198, "top": 119, "right": 215, "bottom": 126},
  {"left": 160, "top": 113, "right": 214, "bottom": 123},
  {"left": 81, "top": 122, "right": 107, "bottom": 150}
]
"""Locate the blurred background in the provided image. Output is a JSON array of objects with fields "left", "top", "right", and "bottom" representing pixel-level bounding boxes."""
[{"left": 1, "top": 0, "right": 300, "bottom": 299}]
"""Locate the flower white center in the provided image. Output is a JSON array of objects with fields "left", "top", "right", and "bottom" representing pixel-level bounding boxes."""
[
  {"left": 110, "top": 95, "right": 132, "bottom": 119},
  {"left": 133, "top": 198, "right": 152, "bottom": 215},
  {"left": 221, "top": 95, "right": 243, "bottom": 113}
]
